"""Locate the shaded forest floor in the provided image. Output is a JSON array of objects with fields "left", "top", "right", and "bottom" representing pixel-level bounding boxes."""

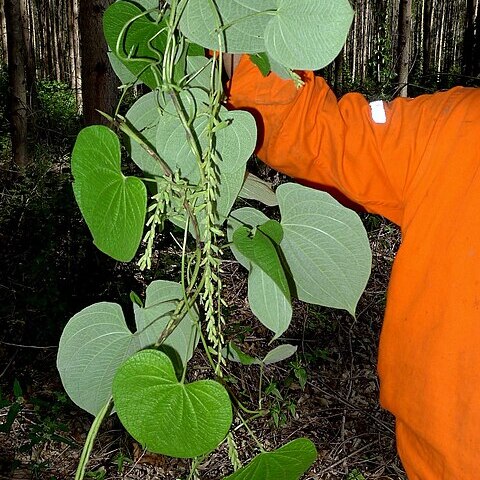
[{"left": 0, "top": 148, "right": 405, "bottom": 480}]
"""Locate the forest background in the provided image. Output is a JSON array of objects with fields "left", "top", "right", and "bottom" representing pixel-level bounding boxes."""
[{"left": 0, "top": 0, "right": 479, "bottom": 479}]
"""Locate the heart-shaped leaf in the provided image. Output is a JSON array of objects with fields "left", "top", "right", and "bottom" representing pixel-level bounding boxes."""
[
  {"left": 264, "top": 0, "right": 354, "bottom": 70},
  {"left": 233, "top": 220, "right": 290, "bottom": 301},
  {"left": 179, "top": 0, "right": 277, "bottom": 53},
  {"left": 103, "top": 1, "right": 167, "bottom": 89},
  {"left": 57, "top": 281, "right": 198, "bottom": 416},
  {"left": 278, "top": 183, "right": 371, "bottom": 315},
  {"left": 71, "top": 126, "right": 147, "bottom": 262},
  {"left": 223, "top": 438, "right": 317, "bottom": 480},
  {"left": 113, "top": 349, "right": 233, "bottom": 457}
]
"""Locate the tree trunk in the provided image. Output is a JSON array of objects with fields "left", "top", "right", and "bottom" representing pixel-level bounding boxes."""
[
  {"left": 397, "top": 0, "right": 412, "bottom": 96},
  {"left": 22, "top": 0, "right": 36, "bottom": 109},
  {"left": 0, "top": 0, "right": 7, "bottom": 63},
  {"left": 69, "top": 0, "right": 82, "bottom": 109},
  {"left": 5, "top": 0, "right": 28, "bottom": 167},
  {"left": 474, "top": 0, "right": 480, "bottom": 77},
  {"left": 463, "top": 0, "right": 480, "bottom": 77},
  {"left": 79, "top": 0, "right": 118, "bottom": 125},
  {"left": 422, "top": 0, "right": 433, "bottom": 76},
  {"left": 334, "top": 49, "right": 344, "bottom": 94}
]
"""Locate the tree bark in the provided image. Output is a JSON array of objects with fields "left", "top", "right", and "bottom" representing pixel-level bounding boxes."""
[
  {"left": 422, "top": 0, "right": 433, "bottom": 76},
  {"left": 5, "top": 0, "right": 28, "bottom": 167},
  {"left": 397, "top": 0, "right": 412, "bottom": 96},
  {"left": 22, "top": 0, "right": 36, "bottom": 109},
  {"left": 69, "top": 0, "right": 82, "bottom": 109},
  {"left": 0, "top": 0, "right": 7, "bottom": 63},
  {"left": 463, "top": 0, "right": 480, "bottom": 77},
  {"left": 79, "top": 0, "right": 118, "bottom": 125}
]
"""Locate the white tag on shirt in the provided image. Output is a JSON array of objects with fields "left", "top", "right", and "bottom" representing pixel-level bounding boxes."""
[{"left": 369, "top": 100, "right": 387, "bottom": 124}]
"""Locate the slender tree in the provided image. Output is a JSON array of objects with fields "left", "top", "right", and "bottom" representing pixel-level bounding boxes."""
[
  {"left": 4, "top": 0, "right": 28, "bottom": 167},
  {"left": 397, "top": 0, "right": 412, "bottom": 96},
  {"left": 79, "top": 0, "right": 118, "bottom": 125},
  {"left": 464, "top": 0, "right": 480, "bottom": 77},
  {"left": 0, "top": 0, "right": 7, "bottom": 63}
]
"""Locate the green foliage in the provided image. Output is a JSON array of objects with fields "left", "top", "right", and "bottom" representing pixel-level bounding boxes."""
[
  {"left": 277, "top": 183, "right": 371, "bottom": 315},
  {"left": 233, "top": 220, "right": 289, "bottom": 301},
  {"left": 57, "top": 280, "right": 199, "bottom": 415},
  {"left": 264, "top": 0, "right": 353, "bottom": 71},
  {"left": 71, "top": 126, "right": 147, "bottom": 261},
  {"left": 103, "top": 1, "right": 167, "bottom": 89},
  {"left": 346, "top": 469, "right": 366, "bottom": 480},
  {"left": 112, "top": 349, "right": 232, "bottom": 457},
  {"left": 179, "top": 0, "right": 353, "bottom": 71},
  {"left": 57, "top": 1, "right": 372, "bottom": 477},
  {"left": 238, "top": 173, "right": 278, "bottom": 206},
  {"left": 36, "top": 80, "right": 79, "bottom": 138},
  {"left": 0, "top": 380, "right": 23, "bottom": 434},
  {"left": 223, "top": 438, "right": 317, "bottom": 479}
]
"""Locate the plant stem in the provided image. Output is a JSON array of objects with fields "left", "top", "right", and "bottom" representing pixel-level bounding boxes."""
[
  {"left": 75, "top": 399, "right": 113, "bottom": 480},
  {"left": 237, "top": 412, "right": 266, "bottom": 453}
]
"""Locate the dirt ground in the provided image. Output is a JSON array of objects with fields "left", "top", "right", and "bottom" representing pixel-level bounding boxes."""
[{"left": 0, "top": 161, "right": 406, "bottom": 479}]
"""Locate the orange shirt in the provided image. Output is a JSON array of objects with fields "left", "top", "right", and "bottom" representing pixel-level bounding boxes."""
[{"left": 228, "top": 55, "right": 480, "bottom": 479}]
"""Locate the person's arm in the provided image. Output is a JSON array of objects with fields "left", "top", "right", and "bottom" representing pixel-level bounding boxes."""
[{"left": 227, "top": 55, "right": 456, "bottom": 226}]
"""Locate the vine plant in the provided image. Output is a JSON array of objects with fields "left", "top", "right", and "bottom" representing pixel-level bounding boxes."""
[{"left": 57, "top": 1, "right": 371, "bottom": 479}]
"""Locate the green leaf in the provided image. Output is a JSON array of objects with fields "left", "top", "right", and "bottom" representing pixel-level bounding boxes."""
[
  {"left": 223, "top": 341, "right": 258, "bottom": 365},
  {"left": 278, "top": 183, "right": 371, "bottom": 315},
  {"left": 264, "top": 0, "right": 354, "bottom": 70},
  {"left": 234, "top": 213, "right": 294, "bottom": 336},
  {"left": 155, "top": 90, "right": 256, "bottom": 228},
  {"left": 262, "top": 344, "right": 297, "bottom": 365},
  {"left": 233, "top": 220, "right": 290, "bottom": 301},
  {"left": 113, "top": 349, "right": 232, "bottom": 458},
  {"left": 228, "top": 209, "right": 292, "bottom": 339},
  {"left": 13, "top": 379, "right": 22, "bottom": 399},
  {"left": 108, "top": 51, "right": 141, "bottom": 85},
  {"left": 228, "top": 207, "right": 270, "bottom": 269},
  {"left": 249, "top": 52, "right": 271, "bottom": 76},
  {"left": 186, "top": 55, "right": 212, "bottom": 89},
  {"left": 215, "top": 167, "right": 247, "bottom": 223},
  {"left": 104, "top": 1, "right": 166, "bottom": 89},
  {"left": 268, "top": 53, "right": 294, "bottom": 80},
  {"left": 187, "top": 41, "right": 205, "bottom": 56},
  {"left": 156, "top": 91, "right": 256, "bottom": 179},
  {"left": 57, "top": 281, "right": 198, "bottom": 416},
  {"left": 127, "top": 0, "right": 160, "bottom": 11},
  {"left": 223, "top": 438, "right": 317, "bottom": 480},
  {"left": 179, "top": 0, "right": 277, "bottom": 53},
  {"left": 134, "top": 281, "right": 200, "bottom": 364},
  {"left": 0, "top": 403, "right": 21, "bottom": 434},
  {"left": 238, "top": 173, "right": 278, "bottom": 207},
  {"left": 125, "top": 90, "right": 168, "bottom": 177},
  {"left": 71, "top": 126, "right": 147, "bottom": 262},
  {"left": 248, "top": 265, "right": 292, "bottom": 340}
]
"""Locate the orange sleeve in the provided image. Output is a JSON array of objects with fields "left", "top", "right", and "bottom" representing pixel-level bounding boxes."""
[{"left": 227, "top": 55, "right": 452, "bottom": 227}]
